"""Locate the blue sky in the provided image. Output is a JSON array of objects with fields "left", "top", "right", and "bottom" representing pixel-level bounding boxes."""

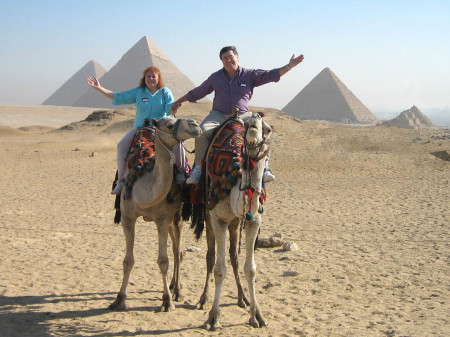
[{"left": 1, "top": 0, "right": 449, "bottom": 125}]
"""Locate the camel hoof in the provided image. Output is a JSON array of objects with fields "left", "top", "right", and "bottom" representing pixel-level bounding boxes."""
[
  {"left": 204, "top": 318, "right": 222, "bottom": 331},
  {"left": 237, "top": 295, "right": 250, "bottom": 308},
  {"left": 108, "top": 295, "right": 127, "bottom": 311},
  {"left": 157, "top": 301, "right": 175, "bottom": 312},
  {"left": 204, "top": 309, "right": 222, "bottom": 330},
  {"left": 196, "top": 302, "right": 205, "bottom": 310},
  {"left": 172, "top": 291, "right": 184, "bottom": 302},
  {"left": 249, "top": 314, "right": 268, "bottom": 328},
  {"left": 196, "top": 295, "right": 207, "bottom": 310}
]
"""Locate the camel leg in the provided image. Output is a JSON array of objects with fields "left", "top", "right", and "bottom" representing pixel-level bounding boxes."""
[
  {"left": 109, "top": 214, "right": 136, "bottom": 310},
  {"left": 168, "top": 211, "right": 183, "bottom": 301},
  {"left": 204, "top": 219, "right": 227, "bottom": 331},
  {"left": 244, "top": 216, "right": 267, "bottom": 328},
  {"left": 197, "top": 215, "right": 215, "bottom": 310},
  {"left": 155, "top": 216, "right": 175, "bottom": 312},
  {"left": 229, "top": 219, "right": 250, "bottom": 308}
]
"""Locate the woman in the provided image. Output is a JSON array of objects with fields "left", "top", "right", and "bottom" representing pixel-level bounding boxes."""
[{"left": 86, "top": 66, "right": 186, "bottom": 194}]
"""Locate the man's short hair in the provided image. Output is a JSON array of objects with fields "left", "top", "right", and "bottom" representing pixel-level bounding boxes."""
[{"left": 219, "top": 46, "right": 238, "bottom": 59}]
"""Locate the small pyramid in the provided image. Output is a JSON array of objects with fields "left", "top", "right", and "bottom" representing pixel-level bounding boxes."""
[
  {"left": 383, "top": 106, "right": 434, "bottom": 129},
  {"left": 43, "top": 60, "right": 106, "bottom": 106},
  {"left": 283, "top": 67, "right": 378, "bottom": 124},
  {"left": 73, "top": 36, "right": 198, "bottom": 109}
]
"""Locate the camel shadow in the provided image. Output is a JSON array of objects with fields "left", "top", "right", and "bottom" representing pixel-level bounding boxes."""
[{"left": 0, "top": 291, "right": 212, "bottom": 336}]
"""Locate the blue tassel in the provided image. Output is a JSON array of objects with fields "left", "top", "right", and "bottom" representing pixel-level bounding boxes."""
[
  {"left": 246, "top": 212, "right": 254, "bottom": 221},
  {"left": 227, "top": 175, "right": 237, "bottom": 186}
]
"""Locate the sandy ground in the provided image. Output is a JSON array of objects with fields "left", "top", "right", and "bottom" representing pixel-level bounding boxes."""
[{"left": 0, "top": 103, "right": 448, "bottom": 337}]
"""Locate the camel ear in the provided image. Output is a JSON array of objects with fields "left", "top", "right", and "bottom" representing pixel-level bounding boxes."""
[
  {"left": 151, "top": 118, "right": 158, "bottom": 127},
  {"left": 262, "top": 120, "right": 272, "bottom": 136}
]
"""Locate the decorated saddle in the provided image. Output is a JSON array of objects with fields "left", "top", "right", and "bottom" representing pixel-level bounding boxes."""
[
  {"left": 124, "top": 126, "right": 157, "bottom": 194},
  {"left": 206, "top": 118, "right": 245, "bottom": 210}
]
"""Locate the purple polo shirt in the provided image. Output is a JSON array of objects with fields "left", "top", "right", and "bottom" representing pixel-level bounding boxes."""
[{"left": 186, "top": 66, "right": 281, "bottom": 115}]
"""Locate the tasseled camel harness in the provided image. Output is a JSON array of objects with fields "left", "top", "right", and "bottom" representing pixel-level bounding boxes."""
[
  {"left": 240, "top": 130, "right": 270, "bottom": 221},
  {"left": 205, "top": 112, "right": 269, "bottom": 222}
]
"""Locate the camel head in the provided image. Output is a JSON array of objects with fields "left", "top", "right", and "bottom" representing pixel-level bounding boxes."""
[
  {"left": 242, "top": 112, "right": 272, "bottom": 153},
  {"left": 151, "top": 115, "right": 202, "bottom": 147}
]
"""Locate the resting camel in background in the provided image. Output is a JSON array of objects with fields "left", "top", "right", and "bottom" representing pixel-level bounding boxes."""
[{"left": 109, "top": 115, "right": 201, "bottom": 312}]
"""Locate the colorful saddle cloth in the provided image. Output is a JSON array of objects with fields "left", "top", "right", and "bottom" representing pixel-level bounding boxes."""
[
  {"left": 124, "top": 126, "right": 156, "bottom": 193},
  {"left": 206, "top": 118, "right": 245, "bottom": 210}
]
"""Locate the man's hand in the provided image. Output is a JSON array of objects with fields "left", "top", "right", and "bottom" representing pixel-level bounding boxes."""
[
  {"left": 171, "top": 101, "right": 182, "bottom": 114},
  {"left": 288, "top": 54, "right": 304, "bottom": 69}
]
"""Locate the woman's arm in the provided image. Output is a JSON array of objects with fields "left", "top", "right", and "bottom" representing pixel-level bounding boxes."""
[{"left": 86, "top": 76, "right": 114, "bottom": 99}]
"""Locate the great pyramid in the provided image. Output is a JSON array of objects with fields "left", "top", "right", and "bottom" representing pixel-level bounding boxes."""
[
  {"left": 382, "top": 105, "right": 434, "bottom": 129},
  {"left": 283, "top": 67, "right": 379, "bottom": 124},
  {"left": 73, "top": 36, "right": 198, "bottom": 109},
  {"left": 42, "top": 60, "right": 106, "bottom": 106}
]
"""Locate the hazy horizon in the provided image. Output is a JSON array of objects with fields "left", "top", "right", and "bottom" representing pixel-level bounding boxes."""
[{"left": 1, "top": 1, "right": 449, "bottom": 126}]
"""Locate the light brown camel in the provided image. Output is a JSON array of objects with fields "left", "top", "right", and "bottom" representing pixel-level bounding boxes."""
[
  {"left": 109, "top": 115, "right": 201, "bottom": 312},
  {"left": 196, "top": 112, "right": 272, "bottom": 330}
]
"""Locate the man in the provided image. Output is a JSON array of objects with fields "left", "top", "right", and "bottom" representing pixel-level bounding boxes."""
[{"left": 171, "top": 46, "right": 304, "bottom": 184}]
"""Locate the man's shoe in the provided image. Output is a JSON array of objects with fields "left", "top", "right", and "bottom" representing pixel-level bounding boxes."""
[
  {"left": 111, "top": 180, "right": 125, "bottom": 194},
  {"left": 186, "top": 166, "right": 202, "bottom": 184},
  {"left": 263, "top": 169, "right": 275, "bottom": 183}
]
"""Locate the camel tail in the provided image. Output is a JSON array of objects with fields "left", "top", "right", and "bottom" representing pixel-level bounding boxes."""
[
  {"left": 181, "top": 186, "right": 192, "bottom": 222},
  {"left": 190, "top": 204, "right": 206, "bottom": 240},
  {"left": 114, "top": 194, "right": 121, "bottom": 224}
]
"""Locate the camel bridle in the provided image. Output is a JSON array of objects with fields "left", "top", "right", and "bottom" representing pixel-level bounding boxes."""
[{"left": 154, "top": 119, "right": 183, "bottom": 165}]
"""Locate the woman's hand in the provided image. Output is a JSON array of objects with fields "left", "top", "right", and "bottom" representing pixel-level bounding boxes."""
[{"left": 86, "top": 76, "right": 101, "bottom": 89}]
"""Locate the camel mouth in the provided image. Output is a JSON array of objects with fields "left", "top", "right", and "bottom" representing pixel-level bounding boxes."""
[{"left": 192, "top": 129, "right": 202, "bottom": 137}]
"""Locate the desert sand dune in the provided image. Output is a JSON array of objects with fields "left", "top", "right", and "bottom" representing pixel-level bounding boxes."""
[{"left": 0, "top": 103, "right": 448, "bottom": 336}]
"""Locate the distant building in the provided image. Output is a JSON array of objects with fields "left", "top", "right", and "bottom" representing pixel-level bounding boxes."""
[
  {"left": 283, "top": 67, "right": 378, "bottom": 124},
  {"left": 42, "top": 60, "right": 106, "bottom": 106},
  {"left": 383, "top": 106, "right": 434, "bottom": 129}
]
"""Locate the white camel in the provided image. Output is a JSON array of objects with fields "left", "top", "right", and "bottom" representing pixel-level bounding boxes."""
[
  {"left": 200, "top": 112, "right": 272, "bottom": 330},
  {"left": 109, "top": 115, "right": 202, "bottom": 312}
]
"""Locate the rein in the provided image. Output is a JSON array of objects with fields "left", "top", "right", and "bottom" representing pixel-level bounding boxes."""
[
  {"left": 239, "top": 126, "right": 270, "bottom": 221},
  {"left": 156, "top": 118, "right": 196, "bottom": 154}
]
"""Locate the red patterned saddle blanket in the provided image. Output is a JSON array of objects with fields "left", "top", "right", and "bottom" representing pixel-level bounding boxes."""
[
  {"left": 124, "top": 126, "right": 156, "bottom": 190},
  {"left": 206, "top": 119, "right": 245, "bottom": 209}
]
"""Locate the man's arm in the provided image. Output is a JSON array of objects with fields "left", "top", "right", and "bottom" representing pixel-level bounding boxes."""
[
  {"left": 171, "top": 95, "right": 188, "bottom": 113},
  {"left": 279, "top": 54, "right": 305, "bottom": 77},
  {"left": 171, "top": 74, "right": 215, "bottom": 113}
]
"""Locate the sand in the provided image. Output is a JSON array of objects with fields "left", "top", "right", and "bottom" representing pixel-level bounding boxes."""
[{"left": 0, "top": 103, "right": 448, "bottom": 337}]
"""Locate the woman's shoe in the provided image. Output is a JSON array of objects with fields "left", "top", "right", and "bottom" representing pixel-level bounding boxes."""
[{"left": 111, "top": 180, "right": 125, "bottom": 194}]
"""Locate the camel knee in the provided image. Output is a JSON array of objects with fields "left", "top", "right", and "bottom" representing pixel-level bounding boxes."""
[
  {"left": 244, "top": 263, "right": 256, "bottom": 279},
  {"left": 158, "top": 256, "right": 169, "bottom": 273},
  {"left": 123, "top": 256, "right": 135, "bottom": 272},
  {"left": 214, "top": 264, "right": 226, "bottom": 281}
]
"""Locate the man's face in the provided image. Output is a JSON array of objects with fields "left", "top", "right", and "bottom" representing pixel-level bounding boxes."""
[{"left": 221, "top": 50, "right": 239, "bottom": 73}]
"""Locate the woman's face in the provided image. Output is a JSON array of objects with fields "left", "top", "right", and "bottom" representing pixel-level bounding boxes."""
[{"left": 145, "top": 70, "right": 159, "bottom": 90}]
